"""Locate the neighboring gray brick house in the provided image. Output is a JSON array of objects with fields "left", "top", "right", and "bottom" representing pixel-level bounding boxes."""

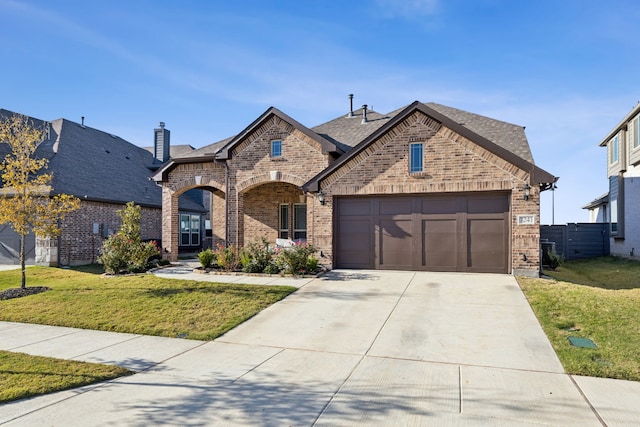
[
  {"left": 155, "top": 98, "right": 557, "bottom": 276},
  {"left": 0, "top": 109, "right": 204, "bottom": 266}
]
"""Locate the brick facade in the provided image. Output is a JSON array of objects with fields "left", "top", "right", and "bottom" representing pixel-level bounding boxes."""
[
  {"left": 58, "top": 200, "right": 161, "bottom": 266},
  {"left": 160, "top": 105, "right": 548, "bottom": 276},
  {"left": 311, "top": 110, "right": 540, "bottom": 274}
]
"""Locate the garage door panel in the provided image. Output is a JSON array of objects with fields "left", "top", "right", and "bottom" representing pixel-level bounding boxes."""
[
  {"left": 336, "top": 217, "right": 373, "bottom": 268},
  {"left": 380, "top": 198, "right": 412, "bottom": 215},
  {"left": 379, "top": 218, "right": 413, "bottom": 269},
  {"left": 422, "top": 219, "right": 457, "bottom": 270},
  {"left": 466, "top": 195, "right": 509, "bottom": 214},
  {"left": 467, "top": 218, "right": 507, "bottom": 271},
  {"left": 339, "top": 199, "right": 371, "bottom": 216},
  {"left": 421, "top": 197, "right": 457, "bottom": 214}
]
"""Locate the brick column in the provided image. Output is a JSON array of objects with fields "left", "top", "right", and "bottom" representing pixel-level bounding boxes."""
[{"left": 162, "top": 185, "right": 179, "bottom": 261}]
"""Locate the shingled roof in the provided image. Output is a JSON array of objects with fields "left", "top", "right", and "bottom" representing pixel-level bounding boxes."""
[
  {"left": 424, "top": 102, "right": 534, "bottom": 163},
  {"left": 0, "top": 109, "right": 204, "bottom": 212},
  {"left": 304, "top": 101, "right": 556, "bottom": 192},
  {"left": 311, "top": 107, "right": 397, "bottom": 152}
]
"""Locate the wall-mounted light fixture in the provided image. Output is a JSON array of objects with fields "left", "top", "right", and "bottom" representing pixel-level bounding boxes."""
[
  {"left": 317, "top": 190, "right": 325, "bottom": 205},
  {"left": 523, "top": 184, "right": 531, "bottom": 201}
]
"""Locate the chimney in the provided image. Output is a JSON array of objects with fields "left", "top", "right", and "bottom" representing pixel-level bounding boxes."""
[
  {"left": 361, "top": 104, "right": 368, "bottom": 124},
  {"left": 154, "top": 122, "right": 170, "bottom": 163},
  {"left": 346, "top": 94, "right": 354, "bottom": 118}
]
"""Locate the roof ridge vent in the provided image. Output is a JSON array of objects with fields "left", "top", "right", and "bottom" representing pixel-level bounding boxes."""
[{"left": 361, "top": 104, "right": 368, "bottom": 124}]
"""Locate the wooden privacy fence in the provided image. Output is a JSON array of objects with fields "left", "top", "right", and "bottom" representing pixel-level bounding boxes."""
[{"left": 540, "top": 223, "right": 609, "bottom": 262}]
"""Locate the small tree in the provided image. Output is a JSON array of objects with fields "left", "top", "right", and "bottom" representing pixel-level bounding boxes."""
[
  {"left": 98, "top": 202, "right": 159, "bottom": 274},
  {"left": 0, "top": 114, "right": 80, "bottom": 289}
]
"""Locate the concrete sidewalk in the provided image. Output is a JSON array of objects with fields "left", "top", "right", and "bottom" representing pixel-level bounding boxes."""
[{"left": 1, "top": 270, "right": 639, "bottom": 425}]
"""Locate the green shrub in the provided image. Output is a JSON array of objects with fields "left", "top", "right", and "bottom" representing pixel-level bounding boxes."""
[
  {"left": 241, "top": 237, "right": 273, "bottom": 273},
  {"left": 547, "top": 250, "right": 563, "bottom": 270},
  {"left": 264, "top": 261, "right": 281, "bottom": 275},
  {"left": 98, "top": 202, "right": 160, "bottom": 274},
  {"left": 307, "top": 255, "right": 319, "bottom": 273},
  {"left": 214, "top": 243, "right": 240, "bottom": 272},
  {"left": 275, "top": 242, "right": 318, "bottom": 275},
  {"left": 97, "top": 234, "right": 129, "bottom": 274},
  {"left": 198, "top": 248, "right": 216, "bottom": 269}
]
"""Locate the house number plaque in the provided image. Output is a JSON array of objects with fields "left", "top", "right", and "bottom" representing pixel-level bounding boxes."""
[{"left": 517, "top": 215, "right": 536, "bottom": 225}]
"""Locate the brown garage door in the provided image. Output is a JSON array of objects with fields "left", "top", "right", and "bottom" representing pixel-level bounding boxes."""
[{"left": 335, "top": 193, "right": 509, "bottom": 273}]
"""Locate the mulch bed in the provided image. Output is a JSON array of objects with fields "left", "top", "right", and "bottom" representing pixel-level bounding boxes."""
[{"left": 0, "top": 286, "right": 51, "bottom": 300}]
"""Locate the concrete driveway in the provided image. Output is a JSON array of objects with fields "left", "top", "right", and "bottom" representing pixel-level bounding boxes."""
[{"left": 1, "top": 270, "right": 638, "bottom": 426}]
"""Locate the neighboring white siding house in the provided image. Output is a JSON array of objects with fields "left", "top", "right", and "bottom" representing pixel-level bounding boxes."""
[
  {"left": 582, "top": 193, "right": 608, "bottom": 223},
  {"left": 592, "top": 103, "right": 640, "bottom": 258}
]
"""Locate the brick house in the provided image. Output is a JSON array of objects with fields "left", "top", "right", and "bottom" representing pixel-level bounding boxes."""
[
  {"left": 154, "top": 99, "right": 556, "bottom": 276},
  {"left": 0, "top": 110, "right": 204, "bottom": 265},
  {"left": 585, "top": 102, "right": 640, "bottom": 258}
]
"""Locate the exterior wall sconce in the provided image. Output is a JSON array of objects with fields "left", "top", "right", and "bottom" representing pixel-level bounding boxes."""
[
  {"left": 523, "top": 184, "right": 531, "bottom": 201},
  {"left": 317, "top": 190, "right": 325, "bottom": 205}
]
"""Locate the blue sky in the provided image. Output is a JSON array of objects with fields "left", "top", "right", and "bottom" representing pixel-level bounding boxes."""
[{"left": 2, "top": 0, "right": 639, "bottom": 224}]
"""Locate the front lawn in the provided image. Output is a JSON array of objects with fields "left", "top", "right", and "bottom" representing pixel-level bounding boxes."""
[
  {"left": 0, "top": 266, "right": 296, "bottom": 404},
  {"left": 518, "top": 256, "right": 640, "bottom": 381},
  {"left": 0, "top": 267, "right": 296, "bottom": 340},
  {"left": 0, "top": 351, "right": 131, "bottom": 403}
]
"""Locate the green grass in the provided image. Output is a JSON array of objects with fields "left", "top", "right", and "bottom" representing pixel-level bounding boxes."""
[
  {"left": 0, "top": 267, "right": 296, "bottom": 340},
  {"left": 0, "top": 266, "right": 296, "bottom": 403},
  {"left": 518, "top": 256, "right": 640, "bottom": 381},
  {"left": 0, "top": 350, "right": 131, "bottom": 403}
]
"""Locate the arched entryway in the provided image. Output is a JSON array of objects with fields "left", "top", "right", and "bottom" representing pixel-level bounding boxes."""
[
  {"left": 161, "top": 165, "right": 226, "bottom": 261},
  {"left": 240, "top": 181, "right": 307, "bottom": 247}
]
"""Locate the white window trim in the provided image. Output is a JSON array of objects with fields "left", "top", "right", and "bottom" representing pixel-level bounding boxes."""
[
  {"left": 634, "top": 116, "right": 640, "bottom": 150},
  {"left": 610, "top": 135, "right": 619, "bottom": 164}
]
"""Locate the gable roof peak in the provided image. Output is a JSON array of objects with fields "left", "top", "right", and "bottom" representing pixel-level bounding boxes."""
[{"left": 216, "top": 106, "right": 340, "bottom": 160}]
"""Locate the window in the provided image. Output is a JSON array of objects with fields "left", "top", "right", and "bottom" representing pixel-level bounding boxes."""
[
  {"left": 609, "top": 175, "right": 624, "bottom": 238},
  {"left": 409, "top": 143, "right": 423, "bottom": 173},
  {"left": 279, "top": 204, "right": 289, "bottom": 239},
  {"left": 191, "top": 216, "right": 200, "bottom": 246},
  {"left": 180, "top": 214, "right": 190, "bottom": 246},
  {"left": 611, "top": 197, "right": 618, "bottom": 233},
  {"left": 271, "top": 139, "right": 282, "bottom": 158},
  {"left": 610, "top": 135, "right": 619, "bottom": 164},
  {"left": 293, "top": 204, "right": 307, "bottom": 241},
  {"left": 634, "top": 116, "right": 640, "bottom": 149}
]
